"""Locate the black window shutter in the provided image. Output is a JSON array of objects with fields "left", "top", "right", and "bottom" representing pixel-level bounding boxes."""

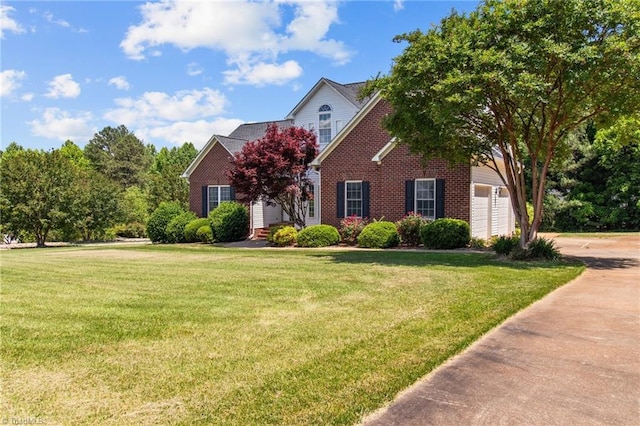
[
  {"left": 436, "top": 179, "right": 445, "bottom": 219},
  {"left": 229, "top": 186, "right": 236, "bottom": 201},
  {"left": 405, "top": 180, "right": 415, "bottom": 214},
  {"left": 362, "top": 181, "right": 370, "bottom": 218},
  {"left": 336, "top": 181, "right": 345, "bottom": 218},
  {"left": 201, "top": 186, "right": 208, "bottom": 217}
]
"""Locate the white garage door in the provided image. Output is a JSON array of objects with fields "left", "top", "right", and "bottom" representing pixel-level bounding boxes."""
[
  {"left": 496, "top": 188, "right": 511, "bottom": 236},
  {"left": 472, "top": 185, "right": 491, "bottom": 239}
]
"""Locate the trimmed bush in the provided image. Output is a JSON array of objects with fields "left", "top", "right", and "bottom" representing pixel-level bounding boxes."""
[
  {"left": 339, "top": 215, "right": 368, "bottom": 245},
  {"left": 209, "top": 201, "right": 249, "bottom": 242},
  {"left": 528, "top": 237, "right": 561, "bottom": 261},
  {"left": 196, "top": 225, "right": 214, "bottom": 243},
  {"left": 396, "top": 213, "right": 427, "bottom": 247},
  {"left": 166, "top": 211, "right": 197, "bottom": 243},
  {"left": 296, "top": 225, "right": 340, "bottom": 248},
  {"left": 272, "top": 226, "right": 298, "bottom": 247},
  {"left": 491, "top": 235, "right": 520, "bottom": 255},
  {"left": 267, "top": 223, "right": 292, "bottom": 243},
  {"left": 421, "top": 218, "right": 470, "bottom": 249},
  {"left": 146, "top": 202, "right": 185, "bottom": 243},
  {"left": 184, "top": 218, "right": 210, "bottom": 243},
  {"left": 357, "top": 221, "right": 400, "bottom": 249}
]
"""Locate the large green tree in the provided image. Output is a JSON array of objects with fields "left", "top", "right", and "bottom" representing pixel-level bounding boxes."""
[
  {"left": 85, "top": 125, "right": 152, "bottom": 188},
  {"left": 366, "top": 0, "right": 640, "bottom": 246},
  {"left": 0, "top": 149, "right": 78, "bottom": 247},
  {"left": 147, "top": 142, "right": 198, "bottom": 211}
]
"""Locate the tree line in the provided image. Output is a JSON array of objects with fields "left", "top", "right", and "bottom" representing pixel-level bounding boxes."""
[{"left": 0, "top": 125, "right": 197, "bottom": 246}]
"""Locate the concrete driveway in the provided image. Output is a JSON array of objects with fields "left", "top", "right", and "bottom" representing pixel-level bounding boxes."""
[{"left": 362, "top": 234, "right": 639, "bottom": 426}]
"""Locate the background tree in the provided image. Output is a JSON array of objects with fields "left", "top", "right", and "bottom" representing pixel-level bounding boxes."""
[
  {"left": 365, "top": 0, "right": 639, "bottom": 246},
  {"left": 71, "top": 169, "right": 123, "bottom": 240},
  {"left": 227, "top": 124, "right": 318, "bottom": 229},
  {"left": 147, "top": 142, "right": 198, "bottom": 211},
  {"left": 0, "top": 149, "right": 78, "bottom": 247},
  {"left": 85, "top": 125, "right": 153, "bottom": 188}
]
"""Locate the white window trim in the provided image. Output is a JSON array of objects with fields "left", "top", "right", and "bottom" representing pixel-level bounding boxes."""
[
  {"left": 415, "top": 178, "right": 436, "bottom": 220},
  {"left": 345, "top": 180, "right": 363, "bottom": 218},
  {"left": 208, "top": 185, "right": 231, "bottom": 213}
]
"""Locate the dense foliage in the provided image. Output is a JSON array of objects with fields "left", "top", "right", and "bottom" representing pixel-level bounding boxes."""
[
  {"left": 339, "top": 215, "right": 368, "bottom": 245},
  {"left": 208, "top": 201, "right": 249, "bottom": 243},
  {"left": 146, "top": 202, "right": 185, "bottom": 243},
  {"left": 184, "top": 218, "right": 210, "bottom": 243},
  {"left": 357, "top": 221, "right": 400, "bottom": 249},
  {"left": 1, "top": 126, "right": 197, "bottom": 246},
  {"left": 272, "top": 226, "right": 298, "bottom": 247},
  {"left": 366, "top": 0, "right": 640, "bottom": 246},
  {"left": 165, "top": 211, "right": 197, "bottom": 244},
  {"left": 227, "top": 123, "right": 318, "bottom": 229},
  {"left": 395, "top": 213, "right": 427, "bottom": 247},
  {"left": 296, "top": 225, "right": 340, "bottom": 248},
  {"left": 421, "top": 219, "right": 471, "bottom": 250}
]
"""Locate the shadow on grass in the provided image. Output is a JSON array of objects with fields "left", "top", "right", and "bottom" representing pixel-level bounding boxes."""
[{"left": 307, "top": 250, "right": 580, "bottom": 271}]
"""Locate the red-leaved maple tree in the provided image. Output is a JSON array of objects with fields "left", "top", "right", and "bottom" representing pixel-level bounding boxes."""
[{"left": 227, "top": 123, "right": 319, "bottom": 228}]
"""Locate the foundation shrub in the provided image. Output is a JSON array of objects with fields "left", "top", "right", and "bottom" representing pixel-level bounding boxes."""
[
  {"left": 272, "top": 226, "right": 298, "bottom": 247},
  {"left": 357, "top": 221, "right": 400, "bottom": 249},
  {"left": 184, "top": 218, "right": 210, "bottom": 243},
  {"left": 209, "top": 201, "right": 249, "bottom": 242},
  {"left": 296, "top": 225, "right": 340, "bottom": 248},
  {"left": 421, "top": 218, "right": 470, "bottom": 249}
]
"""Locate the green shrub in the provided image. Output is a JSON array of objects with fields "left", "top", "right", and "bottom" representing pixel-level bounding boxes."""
[
  {"left": 272, "top": 226, "right": 298, "bottom": 247},
  {"left": 357, "top": 221, "right": 400, "bottom": 249},
  {"left": 146, "top": 202, "right": 185, "bottom": 243},
  {"left": 184, "top": 218, "right": 210, "bottom": 243},
  {"left": 528, "top": 237, "right": 561, "bottom": 261},
  {"left": 396, "top": 212, "right": 428, "bottom": 246},
  {"left": 339, "top": 215, "right": 368, "bottom": 245},
  {"left": 296, "top": 225, "right": 340, "bottom": 248},
  {"left": 491, "top": 235, "right": 520, "bottom": 255},
  {"left": 509, "top": 246, "right": 531, "bottom": 261},
  {"left": 469, "top": 237, "right": 487, "bottom": 249},
  {"left": 267, "top": 223, "right": 292, "bottom": 243},
  {"left": 421, "top": 218, "right": 471, "bottom": 249},
  {"left": 196, "top": 225, "right": 214, "bottom": 243},
  {"left": 209, "top": 201, "right": 249, "bottom": 242},
  {"left": 166, "top": 211, "right": 197, "bottom": 243}
]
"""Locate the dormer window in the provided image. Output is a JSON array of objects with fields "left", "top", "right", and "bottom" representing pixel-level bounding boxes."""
[{"left": 318, "top": 104, "right": 332, "bottom": 149}]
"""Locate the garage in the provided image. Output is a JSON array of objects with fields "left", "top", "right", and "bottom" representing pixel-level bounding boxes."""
[{"left": 472, "top": 185, "right": 513, "bottom": 240}]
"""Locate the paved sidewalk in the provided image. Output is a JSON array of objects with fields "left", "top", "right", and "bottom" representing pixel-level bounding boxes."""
[{"left": 362, "top": 234, "right": 639, "bottom": 426}]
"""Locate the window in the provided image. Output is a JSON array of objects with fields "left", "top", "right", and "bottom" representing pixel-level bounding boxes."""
[
  {"left": 318, "top": 104, "right": 332, "bottom": 149},
  {"left": 345, "top": 181, "right": 362, "bottom": 217},
  {"left": 415, "top": 179, "right": 436, "bottom": 219},
  {"left": 308, "top": 184, "right": 315, "bottom": 218},
  {"left": 208, "top": 185, "right": 231, "bottom": 213}
]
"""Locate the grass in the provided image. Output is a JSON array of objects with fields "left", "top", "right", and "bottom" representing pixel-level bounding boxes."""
[{"left": 0, "top": 245, "right": 583, "bottom": 425}]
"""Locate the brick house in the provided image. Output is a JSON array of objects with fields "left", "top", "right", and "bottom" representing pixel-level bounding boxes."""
[{"left": 183, "top": 78, "right": 515, "bottom": 239}]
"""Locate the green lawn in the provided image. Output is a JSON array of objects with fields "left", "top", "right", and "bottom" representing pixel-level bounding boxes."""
[{"left": 1, "top": 245, "right": 583, "bottom": 425}]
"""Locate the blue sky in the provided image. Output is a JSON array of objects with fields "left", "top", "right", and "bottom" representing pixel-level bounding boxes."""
[{"left": 1, "top": 1, "right": 478, "bottom": 151}]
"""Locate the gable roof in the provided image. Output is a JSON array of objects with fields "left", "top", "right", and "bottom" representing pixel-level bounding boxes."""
[
  {"left": 310, "top": 91, "right": 382, "bottom": 168},
  {"left": 181, "top": 119, "right": 293, "bottom": 179},
  {"left": 285, "top": 78, "right": 369, "bottom": 119}
]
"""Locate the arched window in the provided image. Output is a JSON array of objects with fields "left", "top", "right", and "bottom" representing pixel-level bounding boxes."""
[{"left": 318, "top": 104, "right": 332, "bottom": 149}]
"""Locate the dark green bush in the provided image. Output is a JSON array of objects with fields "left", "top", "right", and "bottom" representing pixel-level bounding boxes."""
[
  {"left": 421, "top": 218, "right": 471, "bottom": 249},
  {"left": 196, "top": 225, "right": 214, "bottom": 243},
  {"left": 509, "top": 245, "right": 531, "bottom": 261},
  {"left": 395, "top": 213, "right": 427, "bottom": 246},
  {"left": 209, "top": 201, "right": 249, "bottom": 242},
  {"left": 146, "top": 202, "right": 185, "bottom": 243},
  {"left": 112, "top": 222, "right": 147, "bottom": 238},
  {"left": 339, "top": 215, "right": 368, "bottom": 245},
  {"left": 272, "top": 226, "right": 297, "bottom": 247},
  {"left": 296, "top": 225, "right": 340, "bottom": 247},
  {"left": 184, "top": 218, "right": 210, "bottom": 243},
  {"left": 491, "top": 235, "right": 520, "bottom": 255},
  {"left": 357, "top": 221, "right": 400, "bottom": 248},
  {"left": 166, "top": 211, "right": 197, "bottom": 243},
  {"left": 528, "top": 237, "right": 561, "bottom": 261}
]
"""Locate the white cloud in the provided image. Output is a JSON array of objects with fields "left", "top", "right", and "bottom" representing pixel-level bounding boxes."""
[
  {"left": 29, "top": 108, "right": 95, "bottom": 142},
  {"left": 21, "top": 93, "right": 34, "bottom": 102},
  {"left": 0, "top": 69, "right": 27, "bottom": 97},
  {"left": 1, "top": 5, "right": 25, "bottom": 38},
  {"left": 224, "top": 60, "right": 303, "bottom": 86},
  {"left": 393, "top": 0, "right": 405, "bottom": 12},
  {"left": 104, "top": 87, "right": 228, "bottom": 127},
  {"left": 44, "top": 11, "right": 69, "bottom": 28},
  {"left": 137, "top": 118, "right": 245, "bottom": 149},
  {"left": 120, "top": 0, "right": 351, "bottom": 87},
  {"left": 108, "top": 76, "right": 130, "bottom": 91},
  {"left": 187, "top": 62, "right": 203, "bottom": 77},
  {"left": 45, "top": 74, "right": 81, "bottom": 98}
]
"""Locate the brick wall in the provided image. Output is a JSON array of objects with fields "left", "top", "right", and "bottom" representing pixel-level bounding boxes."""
[
  {"left": 188, "top": 142, "right": 235, "bottom": 217},
  {"left": 320, "top": 99, "right": 471, "bottom": 228}
]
